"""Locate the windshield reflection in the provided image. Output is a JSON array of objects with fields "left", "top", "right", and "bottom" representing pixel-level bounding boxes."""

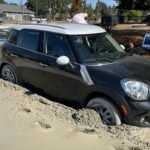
[{"left": 70, "top": 33, "right": 126, "bottom": 63}]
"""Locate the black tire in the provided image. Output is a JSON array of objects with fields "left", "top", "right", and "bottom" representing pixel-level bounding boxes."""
[
  {"left": 1, "top": 65, "right": 18, "bottom": 84},
  {"left": 86, "top": 97, "right": 122, "bottom": 125}
]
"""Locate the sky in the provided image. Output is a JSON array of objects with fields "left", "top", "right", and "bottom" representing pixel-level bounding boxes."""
[
  {"left": 6, "top": 0, "right": 116, "bottom": 7},
  {"left": 87, "top": 0, "right": 116, "bottom": 7}
]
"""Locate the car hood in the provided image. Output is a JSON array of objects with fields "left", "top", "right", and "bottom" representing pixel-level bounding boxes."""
[{"left": 86, "top": 56, "right": 150, "bottom": 84}]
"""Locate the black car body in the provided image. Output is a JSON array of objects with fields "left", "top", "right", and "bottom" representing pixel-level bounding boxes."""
[{"left": 0, "top": 23, "right": 150, "bottom": 126}]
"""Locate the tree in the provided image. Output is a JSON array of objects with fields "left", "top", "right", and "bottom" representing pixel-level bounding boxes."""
[
  {"left": 0, "top": 0, "right": 6, "bottom": 4},
  {"left": 95, "top": 0, "right": 108, "bottom": 15},
  {"left": 26, "top": 0, "right": 48, "bottom": 16},
  {"left": 134, "top": 0, "right": 150, "bottom": 10},
  {"left": 9, "top": 3, "right": 18, "bottom": 5},
  {"left": 26, "top": 0, "right": 70, "bottom": 19},
  {"left": 116, "top": 0, "right": 150, "bottom": 10},
  {"left": 48, "top": 0, "right": 70, "bottom": 20},
  {"left": 81, "top": 0, "right": 86, "bottom": 11},
  {"left": 124, "top": 10, "right": 143, "bottom": 22}
]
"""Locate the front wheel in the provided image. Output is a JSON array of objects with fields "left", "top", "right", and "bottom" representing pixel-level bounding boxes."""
[
  {"left": 86, "top": 97, "right": 122, "bottom": 125},
  {"left": 1, "top": 65, "right": 18, "bottom": 84}
]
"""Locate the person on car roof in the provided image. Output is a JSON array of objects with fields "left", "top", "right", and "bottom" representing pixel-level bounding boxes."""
[{"left": 68, "top": 10, "right": 88, "bottom": 24}]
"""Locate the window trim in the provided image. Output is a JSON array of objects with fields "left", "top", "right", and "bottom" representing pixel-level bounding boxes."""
[
  {"left": 6, "top": 28, "right": 79, "bottom": 63},
  {"left": 8, "top": 29, "right": 19, "bottom": 45},
  {"left": 43, "top": 31, "right": 76, "bottom": 62},
  {"left": 7, "top": 38, "right": 79, "bottom": 65},
  {"left": 16, "top": 29, "right": 42, "bottom": 53}
]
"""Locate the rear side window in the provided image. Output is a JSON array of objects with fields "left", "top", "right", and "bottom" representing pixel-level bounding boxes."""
[
  {"left": 16, "top": 30, "right": 40, "bottom": 51},
  {"left": 8, "top": 29, "right": 19, "bottom": 45}
]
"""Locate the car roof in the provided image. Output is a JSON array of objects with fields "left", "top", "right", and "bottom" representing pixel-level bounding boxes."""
[
  {"left": 14, "top": 23, "right": 106, "bottom": 35},
  {"left": 142, "top": 32, "right": 150, "bottom": 48},
  {"left": 144, "top": 32, "right": 150, "bottom": 37}
]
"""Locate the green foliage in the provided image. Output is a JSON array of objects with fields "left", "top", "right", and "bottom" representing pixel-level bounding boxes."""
[
  {"left": 124, "top": 10, "right": 143, "bottom": 22},
  {"left": 26, "top": 0, "right": 48, "bottom": 14},
  {"left": 26, "top": 0, "right": 70, "bottom": 19},
  {"left": 0, "top": 0, "right": 6, "bottom": 4},
  {"left": 95, "top": 0, "right": 108, "bottom": 14},
  {"left": 116, "top": 0, "right": 150, "bottom": 10},
  {"left": 25, "top": 0, "right": 117, "bottom": 21},
  {"left": 9, "top": 3, "right": 18, "bottom": 5}
]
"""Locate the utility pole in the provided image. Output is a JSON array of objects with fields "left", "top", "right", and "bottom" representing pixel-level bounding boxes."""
[
  {"left": 20, "top": 0, "right": 22, "bottom": 8},
  {"left": 36, "top": 0, "right": 38, "bottom": 17},
  {"left": 20, "top": 0, "right": 23, "bottom": 20}
]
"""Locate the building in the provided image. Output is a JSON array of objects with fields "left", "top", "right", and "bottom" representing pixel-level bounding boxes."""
[{"left": 0, "top": 4, "right": 34, "bottom": 20}]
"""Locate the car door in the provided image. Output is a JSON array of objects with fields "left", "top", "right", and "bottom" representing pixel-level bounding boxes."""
[
  {"left": 37, "top": 32, "right": 86, "bottom": 100},
  {"left": 13, "top": 29, "right": 43, "bottom": 86}
]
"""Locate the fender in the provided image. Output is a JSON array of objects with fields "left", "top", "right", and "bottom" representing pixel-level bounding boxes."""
[
  {"left": 78, "top": 84, "right": 134, "bottom": 122},
  {"left": 0, "top": 57, "right": 23, "bottom": 83}
]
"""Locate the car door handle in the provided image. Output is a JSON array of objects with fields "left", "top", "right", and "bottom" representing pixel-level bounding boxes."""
[
  {"left": 10, "top": 53, "right": 18, "bottom": 58},
  {"left": 38, "top": 62, "right": 48, "bottom": 67}
]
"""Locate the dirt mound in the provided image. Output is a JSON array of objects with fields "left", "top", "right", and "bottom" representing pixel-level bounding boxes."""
[
  {"left": 112, "top": 29, "right": 150, "bottom": 56},
  {"left": 0, "top": 79, "right": 150, "bottom": 150},
  {"left": 115, "top": 35, "right": 143, "bottom": 48}
]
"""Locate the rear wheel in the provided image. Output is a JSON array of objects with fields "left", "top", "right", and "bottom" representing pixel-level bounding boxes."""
[
  {"left": 86, "top": 97, "right": 122, "bottom": 125},
  {"left": 1, "top": 65, "right": 18, "bottom": 84}
]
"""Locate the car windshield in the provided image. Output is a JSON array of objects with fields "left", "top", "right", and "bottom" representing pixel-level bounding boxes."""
[{"left": 70, "top": 32, "right": 126, "bottom": 63}]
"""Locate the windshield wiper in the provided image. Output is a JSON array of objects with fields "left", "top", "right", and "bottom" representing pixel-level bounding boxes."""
[
  {"left": 114, "top": 53, "right": 131, "bottom": 59},
  {"left": 96, "top": 58, "right": 114, "bottom": 62},
  {"left": 84, "top": 58, "right": 113, "bottom": 63}
]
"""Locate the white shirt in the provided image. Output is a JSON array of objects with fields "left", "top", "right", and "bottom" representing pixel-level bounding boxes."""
[{"left": 72, "top": 13, "right": 88, "bottom": 24}]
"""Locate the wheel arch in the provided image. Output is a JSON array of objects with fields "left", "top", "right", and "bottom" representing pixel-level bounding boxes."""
[
  {"left": 0, "top": 62, "right": 8, "bottom": 73},
  {"left": 84, "top": 91, "right": 125, "bottom": 120},
  {"left": 85, "top": 92, "right": 120, "bottom": 107},
  {"left": 0, "top": 62, "right": 22, "bottom": 83}
]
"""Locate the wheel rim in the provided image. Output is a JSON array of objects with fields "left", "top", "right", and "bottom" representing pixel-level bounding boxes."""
[
  {"left": 1, "top": 67, "right": 16, "bottom": 83},
  {"left": 92, "top": 104, "right": 115, "bottom": 125}
]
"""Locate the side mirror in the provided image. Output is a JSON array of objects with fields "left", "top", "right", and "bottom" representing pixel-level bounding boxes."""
[
  {"left": 120, "top": 44, "right": 125, "bottom": 50},
  {"left": 56, "top": 56, "right": 70, "bottom": 65}
]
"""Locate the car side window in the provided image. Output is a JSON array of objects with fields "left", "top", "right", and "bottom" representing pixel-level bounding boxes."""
[
  {"left": 144, "top": 37, "right": 150, "bottom": 45},
  {"left": 45, "top": 32, "right": 74, "bottom": 60},
  {"left": 8, "top": 29, "right": 19, "bottom": 45},
  {"left": 16, "top": 30, "right": 40, "bottom": 51}
]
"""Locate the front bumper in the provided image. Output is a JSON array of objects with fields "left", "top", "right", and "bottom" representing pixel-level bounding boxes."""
[{"left": 125, "top": 100, "right": 150, "bottom": 127}]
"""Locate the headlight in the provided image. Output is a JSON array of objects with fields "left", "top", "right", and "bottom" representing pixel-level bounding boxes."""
[{"left": 121, "top": 79, "right": 149, "bottom": 100}]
